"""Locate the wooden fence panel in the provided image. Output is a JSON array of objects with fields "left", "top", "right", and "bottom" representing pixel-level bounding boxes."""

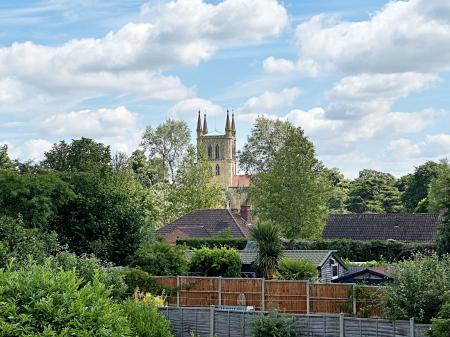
[
  {"left": 153, "top": 276, "right": 178, "bottom": 305},
  {"left": 221, "top": 278, "right": 263, "bottom": 310},
  {"left": 309, "top": 283, "right": 353, "bottom": 314},
  {"left": 179, "top": 276, "right": 219, "bottom": 307},
  {"left": 265, "top": 280, "right": 308, "bottom": 313}
]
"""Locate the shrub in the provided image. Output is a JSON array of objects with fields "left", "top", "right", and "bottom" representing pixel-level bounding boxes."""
[
  {"left": 0, "top": 262, "right": 131, "bottom": 336},
  {"left": 122, "top": 298, "right": 173, "bottom": 337},
  {"left": 133, "top": 240, "right": 188, "bottom": 276},
  {"left": 251, "top": 221, "right": 283, "bottom": 279},
  {"left": 430, "top": 292, "right": 450, "bottom": 337},
  {"left": 284, "top": 239, "right": 436, "bottom": 262},
  {"left": 251, "top": 313, "right": 297, "bottom": 337},
  {"left": 277, "top": 258, "right": 318, "bottom": 281},
  {"left": 189, "top": 246, "right": 241, "bottom": 277},
  {"left": 176, "top": 237, "right": 248, "bottom": 250},
  {"left": 381, "top": 253, "right": 450, "bottom": 323},
  {"left": 122, "top": 268, "right": 160, "bottom": 296}
]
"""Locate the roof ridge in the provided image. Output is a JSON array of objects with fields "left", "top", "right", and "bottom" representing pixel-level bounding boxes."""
[{"left": 227, "top": 208, "right": 248, "bottom": 237}]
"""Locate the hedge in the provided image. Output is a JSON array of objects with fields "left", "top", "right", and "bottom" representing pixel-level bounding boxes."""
[
  {"left": 284, "top": 239, "right": 436, "bottom": 262},
  {"left": 176, "top": 237, "right": 248, "bottom": 250}
]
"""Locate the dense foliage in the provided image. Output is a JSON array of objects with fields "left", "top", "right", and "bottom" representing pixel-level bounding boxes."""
[
  {"left": 176, "top": 237, "right": 248, "bottom": 250},
  {"left": 250, "top": 222, "right": 283, "bottom": 279},
  {"left": 189, "top": 246, "right": 241, "bottom": 277},
  {"left": 133, "top": 240, "right": 189, "bottom": 276},
  {"left": 250, "top": 126, "right": 330, "bottom": 239},
  {"left": 381, "top": 253, "right": 450, "bottom": 323},
  {"left": 251, "top": 313, "right": 297, "bottom": 337},
  {"left": 284, "top": 239, "right": 435, "bottom": 262},
  {"left": 277, "top": 258, "right": 318, "bottom": 281},
  {"left": 430, "top": 292, "right": 450, "bottom": 337}
]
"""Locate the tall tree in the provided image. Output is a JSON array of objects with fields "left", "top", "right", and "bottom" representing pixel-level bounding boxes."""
[
  {"left": 0, "top": 144, "right": 14, "bottom": 170},
  {"left": 238, "top": 117, "right": 294, "bottom": 175},
  {"left": 141, "top": 119, "right": 191, "bottom": 182},
  {"left": 401, "top": 161, "right": 441, "bottom": 212},
  {"left": 42, "top": 138, "right": 112, "bottom": 172},
  {"left": 128, "top": 149, "right": 166, "bottom": 187},
  {"left": 250, "top": 126, "right": 331, "bottom": 239},
  {"left": 322, "top": 167, "right": 350, "bottom": 213}
]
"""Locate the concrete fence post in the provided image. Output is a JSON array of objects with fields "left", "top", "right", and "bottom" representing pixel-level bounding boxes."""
[
  {"left": 176, "top": 276, "right": 180, "bottom": 307},
  {"left": 210, "top": 305, "right": 215, "bottom": 337},
  {"left": 261, "top": 278, "right": 265, "bottom": 311},
  {"left": 352, "top": 284, "right": 357, "bottom": 315},
  {"left": 339, "top": 314, "right": 344, "bottom": 337},
  {"left": 410, "top": 318, "right": 415, "bottom": 337},
  {"left": 306, "top": 281, "right": 310, "bottom": 314},
  {"left": 218, "top": 276, "right": 222, "bottom": 306}
]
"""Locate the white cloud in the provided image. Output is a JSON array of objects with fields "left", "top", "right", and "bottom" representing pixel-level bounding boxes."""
[
  {"left": 21, "top": 139, "right": 53, "bottom": 161},
  {"left": 0, "top": 0, "right": 288, "bottom": 102},
  {"left": 0, "top": 78, "right": 23, "bottom": 103},
  {"left": 285, "top": 108, "right": 342, "bottom": 135},
  {"left": 42, "top": 106, "right": 138, "bottom": 138},
  {"left": 238, "top": 87, "right": 301, "bottom": 114},
  {"left": 295, "top": 0, "right": 450, "bottom": 75},
  {"left": 169, "top": 98, "right": 225, "bottom": 118},
  {"left": 386, "top": 134, "right": 450, "bottom": 160},
  {"left": 263, "top": 56, "right": 296, "bottom": 73}
]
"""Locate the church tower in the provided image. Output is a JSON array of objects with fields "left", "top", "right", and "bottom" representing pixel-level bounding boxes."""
[{"left": 196, "top": 110, "right": 236, "bottom": 190}]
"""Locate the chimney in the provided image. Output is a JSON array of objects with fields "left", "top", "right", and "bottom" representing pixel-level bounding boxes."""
[{"left": 240, "top": 205, "right": 252, "bottom": 223}]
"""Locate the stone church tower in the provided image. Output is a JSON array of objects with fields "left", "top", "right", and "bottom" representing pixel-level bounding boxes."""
[{"left": 196, "top": 111, "right": 250, "bottom": 211}]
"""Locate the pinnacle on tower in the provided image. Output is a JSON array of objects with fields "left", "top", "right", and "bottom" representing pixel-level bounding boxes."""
[
  {"left": 196, "top": 110, "right": 203, "bottom": 135},
  {"left": 203, "top": 114, "right": 208, "bottom": 134},
  {"left": 225, "top": 109, "right": 232, "bottom": 133},
  {"left": 231, "top": 112, "right": 236, "bottom": 135}
]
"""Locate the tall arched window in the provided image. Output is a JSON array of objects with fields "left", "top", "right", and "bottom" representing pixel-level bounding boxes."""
[
  {"left": 207, "top": 145, "right": 213, "bottom": 159},
  {"left": 215, "top": 164, "right": 220, "bottom": 176},
  {"left": 215, "top": 144, "right": 220, "bottom": 160}
]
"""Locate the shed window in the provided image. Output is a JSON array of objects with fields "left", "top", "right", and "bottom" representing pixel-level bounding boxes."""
[
  {"left": 215, "top": 144, "right": 220, "bottom": 160},
  {"left": 215, "top": 164, "right": 220, "bottom": 176},
  {"left": 330, "top": 258, "right": 339, "bottom": 279}
]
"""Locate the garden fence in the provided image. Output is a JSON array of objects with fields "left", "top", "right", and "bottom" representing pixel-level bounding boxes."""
[
  {"left": 158, "top": 306, "right": 431, "bottom": 337},
  {"left": 153, "top": 276, "right": 383, "bottom": 316}
]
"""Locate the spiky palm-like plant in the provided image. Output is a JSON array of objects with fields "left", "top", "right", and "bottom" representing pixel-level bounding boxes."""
[{"left": 250, "top": 221, "right": 283, "bottom": 279}]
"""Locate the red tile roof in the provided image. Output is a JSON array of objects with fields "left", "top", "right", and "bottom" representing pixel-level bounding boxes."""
[{"left": 231, "top": 175, "right": 251, "bottom": 188}]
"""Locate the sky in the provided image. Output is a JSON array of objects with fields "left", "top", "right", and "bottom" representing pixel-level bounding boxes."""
[{"left": 1, "top": 0, "right": 450, "bottom": 178}]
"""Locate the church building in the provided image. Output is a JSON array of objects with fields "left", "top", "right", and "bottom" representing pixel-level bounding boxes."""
[{"left": 196, "top": 111, "right": 251, "bottom": 213}]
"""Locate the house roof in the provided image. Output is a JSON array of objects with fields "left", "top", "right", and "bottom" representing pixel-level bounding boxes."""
[
  {"left": 156, "top": 209, "right": 251, "bottom": 239},
  {"left": 333, "top": 266, "right": 391, "bottom": 284},
  {"left": 231, "top": 175, "right": 251, "bottom": 188},
  {"left": 323, "top": 213, "right": 441, "bottom": 241}
]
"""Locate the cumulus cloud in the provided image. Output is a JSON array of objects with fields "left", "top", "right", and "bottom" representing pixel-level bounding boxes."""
[
  {"left": 295, "top": 0, "right": 450, "bottom": 75},
  {"left": 238, "top": 87, "right": 301, "bottom": 114},
  {"left": 169, "top": 98, "right": 225, "bottom": 118},
  {"left": 386, "top": 134, "right": 450, "bottom": 160},
  {"left": 0, "top": 0, "right": 287, "bottom": 102},
  {"left": 20, "top": 139, "right": 53, "bottom": 161},
  {"left": 263, "top": 56, "right": 296, "bottom": 73},
  {"left": 0, "top": 78, "right": 23, "bottom": 103}
]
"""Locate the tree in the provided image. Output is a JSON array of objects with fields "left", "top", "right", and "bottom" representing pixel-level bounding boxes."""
[
  {"left": 428, "top": 161, "right": 450, "bottom": 254},
  {"left": 128, "top": 149, "right": 166, "bottom": 186},
  {"left": 141, "top": 119, "right": 191, "bottom": 182},
  {"left": 401, "top": 161, "right": 442, "bottom": 212},
  {"left": 42, "top": 137, "right": 112, "bottom": 172},
  {"left": 430, "top": 292, "right": 450, "bottom": 337},
  {"left": 239, "top": 117, "right": 294, "bottom": 175},
  {"left": 0, "top": 144, "right": 14, "bottom": 170},
  {"left": 322, "top": 167, "right": 350, "bottom": 213},
  {"left": 250, "top": 221, "right": 283, "bottom": 279},
  {"left": 168, "top": 146, "right": 226, "bottom": 220},
  {"left": 250, "top": 126, "right": 331, "bottom": 239}
]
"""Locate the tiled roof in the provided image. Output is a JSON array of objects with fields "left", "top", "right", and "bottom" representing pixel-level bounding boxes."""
[
  {"left": 156, "top": 209, "right": 250, "bottom": 239},
  {"left": 231, "top": 175, "right": 251, "bottom": 188},
  {"left": 323, "top": 213, "right": 441, "bottom": 241}
]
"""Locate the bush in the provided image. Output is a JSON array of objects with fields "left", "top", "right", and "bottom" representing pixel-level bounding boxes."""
[
  {"left": 0, "top": 262, "right": 131, "bottom": 336},
  {"left": 430, "top": 292, "right": 450, "bottom": 337},
  {"left": 284, "top": 239, "right": 436, "bottom": 262},
  {"left": 277, "top": 258, "right": 318, "bottom": 281},
  {"left": 122, "top": 298, "right": 173, "bottom": 337},
  {"left": 251, "top": 313, "right": 297, "bottom": 337},
  {"left": 176, "top": 237, "right": 248, "bottom": 250},
  {"left": 381, "top": 253, "right": 450, "bottom": 323},
  {"left": 122, "top": 268, "right": 161, "bottom": 296},
  {"left": 189, "top": 246, "right": 241, "bottom": 277},
  {"left": 133, "top": 240, "right": 188, "bottom": 276}
]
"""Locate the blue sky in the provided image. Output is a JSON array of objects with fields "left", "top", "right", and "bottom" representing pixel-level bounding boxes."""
[{"left": 1, "top": 0, "right": 450, "bottom": 178}]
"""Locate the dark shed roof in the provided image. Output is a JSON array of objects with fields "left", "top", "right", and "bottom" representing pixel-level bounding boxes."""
[
  {"left": 156, "top": 209, "right": 250, "bottom": 239},
  {"left": 323, "top": 213, "right": 441, "bottom": 242}
]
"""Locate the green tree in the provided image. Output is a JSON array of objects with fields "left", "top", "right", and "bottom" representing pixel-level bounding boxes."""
[
  {"left": 428, "top": 161, "right": 450, "bottom": 254},
  {"left": 168, "top": 146, "right": 226, "bottom": 220},
  {"left": 141, "top": 119, "right": 191, "bottom": 182},
  {"left": 189, "top": 246, "right": 241, "bottom": 277},
  {"left": 250, "top": 126, "right": 331, "bottom": 239},
  {"left": 42, "top": 137, "right": 112, "bottom": 172},
  {"left": 401, "top": 161, "right": 442, "bottom": 212},
  {"left": 322, "top": 167, "right": 350, "bottom": 213},
  {"left": 430, "top": 292, "right": 450, "bottom": 337},
  {"left": 133, "top": 240, "right": 188, "bottom": 276},
  {"left": 0, "top": 144, "right": 14, "bottom": 170},
  {"left": 239, "top": 117, "right": 294, "bottom": 175},
  {"left": 128, "top": 149, "right": 166, "bottom": 186},
  {"left": 250, "top": 221, "right": 283, "bottom": 279}
]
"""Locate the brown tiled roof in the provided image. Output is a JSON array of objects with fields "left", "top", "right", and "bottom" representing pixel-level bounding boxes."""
[
  {"left": 156, "top": 209, "right": 250, "bottom": 239},
  {"left": 231, "top": 175, "right": 251, "bottom": 188},
  {"left": 323, "top": 213, "right": 441, "bottom": 242}
]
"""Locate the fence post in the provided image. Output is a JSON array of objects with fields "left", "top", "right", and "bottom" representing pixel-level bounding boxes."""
[
  {"left": 210, "top": 305, "right": 215, "bottom": 337},
  {"left": 339, "top": 314, "right": 344, "bottom": 337},
  {"left": 410, "top": 318, "right": 415, "bottom": 337},
  {"left": 352, "top": 284, "right": 357, "bottom": 316},
  {"left": 261, "top": 278, "right": 265, "bottom": 311},
  {"left": 306, "top": 281, "right": 310, "bottom": 314},
  {"left": 218, "top": 276, "right": 222, "bottom": 306},
  {"left": 176, "top": 276, "right": 180, "bottom": 307}
]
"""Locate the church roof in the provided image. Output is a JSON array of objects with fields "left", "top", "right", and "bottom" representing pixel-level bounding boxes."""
[{"left": 204, "top": 130, "right": 224, "bottom": 136}]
